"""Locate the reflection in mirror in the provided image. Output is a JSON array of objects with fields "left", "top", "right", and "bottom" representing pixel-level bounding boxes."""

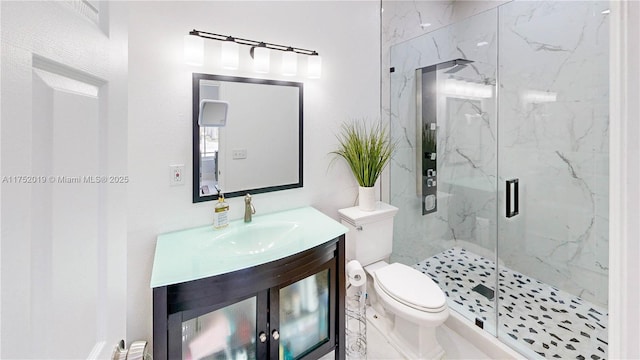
[
  {"left": 193, "top": 74, "right": 303, "bottom": 203},
  {"left": 198, "top": 99, "right": 228, "bottom": 127},
  {"left": 199, "top": 126, "right": 219, "bottom": 196}
]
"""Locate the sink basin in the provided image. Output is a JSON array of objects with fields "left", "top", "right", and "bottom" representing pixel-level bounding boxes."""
[
  {"left": 151, "top": 207, "right": 349, "bottom": 288},
  {"left": 209, "top": 221, "right": 300, "bottom": 255}
]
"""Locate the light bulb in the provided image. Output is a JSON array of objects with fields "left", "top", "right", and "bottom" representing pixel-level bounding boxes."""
[
  {"left": 184, "top": 34, "right": 203, "bottom": 66},
  {"left": 282, "top": 51, "right": 297, "bottom": 76},
  {"left": 307, "top": 55, "right": 322, "bottom": 79},
  {"left": 221, "top": 41, "right": 239, "bottom": 70},
  {"left": 253, "top": 46, "right": 270, "bottom": 73}
]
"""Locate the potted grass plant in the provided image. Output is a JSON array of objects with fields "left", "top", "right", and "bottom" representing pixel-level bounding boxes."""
[{"left": 332, "top": 120, "right": 395, "bottom": 211}]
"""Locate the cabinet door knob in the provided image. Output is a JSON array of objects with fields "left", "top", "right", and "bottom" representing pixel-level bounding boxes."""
[
  {"left": 259, "top": 332, "right": 267, "bottom": 343},
  {"left": 272, "top": 329, "right": 280, "bottom": 340}
]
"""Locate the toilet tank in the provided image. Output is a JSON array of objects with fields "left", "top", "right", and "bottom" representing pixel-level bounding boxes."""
[{"left": 338, "top": 202, "right": 399, "bottom": 266}]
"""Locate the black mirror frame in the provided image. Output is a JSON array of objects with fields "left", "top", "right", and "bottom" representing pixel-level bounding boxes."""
[{"left": 192, "top": 73, "right": 303, "bottom": 203}]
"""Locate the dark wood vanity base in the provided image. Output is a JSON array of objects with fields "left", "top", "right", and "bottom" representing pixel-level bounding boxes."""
[{"left": 153, "top": 235, "right": 345, "bottom": 360}]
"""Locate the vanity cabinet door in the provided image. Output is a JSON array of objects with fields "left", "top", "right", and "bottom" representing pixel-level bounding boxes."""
[
  {"left": 167, "top": 292, "right": 269, "bottom": 360},
  {"left": 269, "top": 260, "right": 337, "bottom": 360}
]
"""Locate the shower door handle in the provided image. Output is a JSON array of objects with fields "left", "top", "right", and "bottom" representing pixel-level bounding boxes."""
[{"left": 506, "top": 179, "right": 519, "bottom": 218}]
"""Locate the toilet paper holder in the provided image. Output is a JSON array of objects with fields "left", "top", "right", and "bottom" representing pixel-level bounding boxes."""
[{"left": 346, "top": 260, "right": 366, "bottom": 288}]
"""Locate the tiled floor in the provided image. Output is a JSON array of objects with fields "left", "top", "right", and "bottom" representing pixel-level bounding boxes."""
[{"left": 414, "top": 247, "right": 608, "bottom": 359}]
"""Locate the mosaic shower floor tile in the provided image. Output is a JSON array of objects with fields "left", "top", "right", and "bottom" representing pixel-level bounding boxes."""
[{"left": 414, "top": 247, "right": 608, "bottom": 359}]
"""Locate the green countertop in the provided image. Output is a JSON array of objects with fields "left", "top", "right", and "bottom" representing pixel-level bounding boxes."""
[{"left": 150, "top": 206, "right": 348, "bottom": 288}]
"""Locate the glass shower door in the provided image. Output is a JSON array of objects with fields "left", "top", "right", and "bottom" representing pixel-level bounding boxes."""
[
  {"left": 388, "top": 8, "right": 500, "bottom": 336},
  {"left": 388, "top": 1, "right": 610, "bottom": 358},
  {"left": 428, "top": 61, "right": 499, "bottom": 334},
  {"left": 496, "top": 1, "right": 610, "bottom": 358}
]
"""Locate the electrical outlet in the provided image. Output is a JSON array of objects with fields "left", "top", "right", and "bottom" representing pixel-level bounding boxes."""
[
  {"left": 170, "top": 165, "right": 184, "bottom": 186},
  {"left": 232, "top": 149, "right": 247, "bottom": 160}
]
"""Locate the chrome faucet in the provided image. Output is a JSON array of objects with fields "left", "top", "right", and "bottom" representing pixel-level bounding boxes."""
[{"left": 244, "top": 194, "right": 256, "bottom": 222}]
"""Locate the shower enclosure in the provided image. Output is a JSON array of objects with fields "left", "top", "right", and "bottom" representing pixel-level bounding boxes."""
[{"left": 388, "top": 2, "right": 609, "bottom": 358}]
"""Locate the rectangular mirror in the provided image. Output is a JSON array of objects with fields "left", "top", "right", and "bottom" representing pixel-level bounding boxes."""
[{"left": 192, "top": 74, "right": 303, "bottom": 203}]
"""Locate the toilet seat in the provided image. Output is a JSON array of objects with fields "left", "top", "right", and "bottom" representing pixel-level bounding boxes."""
[{"left": 375, "top": 263, "right": 447, "bottom": 313}]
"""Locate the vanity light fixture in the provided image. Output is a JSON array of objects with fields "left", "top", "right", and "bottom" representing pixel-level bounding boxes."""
[
  {"left": 441, "top": 78, "right": 493, "bottom": 99},
  {"left": 186, "top": 29, "right": 321, "bottom": 78}
]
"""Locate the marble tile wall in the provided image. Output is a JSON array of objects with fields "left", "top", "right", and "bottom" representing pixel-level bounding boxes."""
[
  {"left": 381, "top": 1, "right": 509, "bottom": 151},
  {"left": 385, "top": 0, "right": 609, "bottom": 307},
  {"left": 381, "top": 1, "right": 456, "bottom": 207},
  {"left": 497, "top": 0, "right": 610, "bottom": 307}
]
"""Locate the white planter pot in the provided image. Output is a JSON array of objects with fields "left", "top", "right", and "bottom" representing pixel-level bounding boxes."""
[{"left": 358, "top": 186, "right": 376, "bottom": 211}]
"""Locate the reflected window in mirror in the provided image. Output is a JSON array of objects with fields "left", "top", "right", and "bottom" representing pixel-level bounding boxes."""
[
  {"left": 199, "top": 126, "right": 219, "bottom": 196},
  {"left": 192, "top": 74, "right": 303, "bottom": 203}
]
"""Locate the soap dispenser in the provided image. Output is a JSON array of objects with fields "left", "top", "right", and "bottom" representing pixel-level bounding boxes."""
[{"left": 213, "top": 188, "right": 229, "bottom": 229}]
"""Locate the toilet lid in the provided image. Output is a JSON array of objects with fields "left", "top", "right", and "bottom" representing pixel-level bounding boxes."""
[{"left": 375, "top": 263, "right": 446, "bottom": 312}]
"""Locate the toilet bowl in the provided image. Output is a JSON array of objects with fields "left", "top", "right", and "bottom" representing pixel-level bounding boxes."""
[
  {"left": 365, "top": 261, "right": 449, "bottom": 359},
  {"left": 338, "top": 202, "right": 450, "bottom": 360}
]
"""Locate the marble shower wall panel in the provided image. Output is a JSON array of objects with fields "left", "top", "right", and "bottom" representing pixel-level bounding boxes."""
[
  {"left": 438, "top": 97, "right": 497, "bottom": 244},
  {"left": 382, "top": 1, "right": 455, "bottom": 143},
  {"left": 383, "top": 1, "right": 455, "bottom": 47},
  {"left": 389, "top": 10, "right": 498, "bottom": 266},
  {"left": 497, "top": 1, "right": 609, "bottom": 307},
  {"left": 382, "top": 1, "right": 510, "bottom": 133}
]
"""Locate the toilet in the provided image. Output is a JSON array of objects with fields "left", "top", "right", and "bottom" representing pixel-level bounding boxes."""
[{"left": 339, "top": 202, "right": 449, "bottom": 360}]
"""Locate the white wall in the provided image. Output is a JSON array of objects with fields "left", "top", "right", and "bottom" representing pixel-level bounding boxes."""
[{"left": 127, "top": 1, "right": 380, "bottom": 344}]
